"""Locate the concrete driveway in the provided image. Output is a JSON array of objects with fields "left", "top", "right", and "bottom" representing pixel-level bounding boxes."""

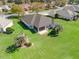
[{"left": 25, "top": 9, "right": 53, "bottom": 16}]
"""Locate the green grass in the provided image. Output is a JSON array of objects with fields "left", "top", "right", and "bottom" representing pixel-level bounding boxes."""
[{"left": 0, "top": 18, "right": 79, "bottom": 59}]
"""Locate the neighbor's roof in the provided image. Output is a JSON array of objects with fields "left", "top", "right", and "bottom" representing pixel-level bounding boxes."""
[
  {"left": 21, "top": 14, "right": 52, "bottom": 28},
  {"left": 48, "top": 8, "right": 64, "bottom": 17},
  {"left": 1, "top": 5, "right": 11, "bottom": 10},
  {"left": 55, "top": 8, "right": 77, "bottom": 19},
  {"left": 45, "top": 6, "right": 77, "bottom": 19},
  {"left": 64, "top": 4, "right": 79, "bottom": 12},
  {"left": 0, "top": 17, "right": 12, "bottom": 28}
]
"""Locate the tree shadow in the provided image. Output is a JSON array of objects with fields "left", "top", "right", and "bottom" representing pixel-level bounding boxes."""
[
  {"left": 6, "top": 44, "right": 19, "bottom": 53},
  {"left": 18, "top": 21, "right": 36, "bottom": 34},
  {"left": 7, "top": 16, "right": 20, "bottom": 19},
  {"left": 56, "top": 17, "right": 70, "bottom": 21}
]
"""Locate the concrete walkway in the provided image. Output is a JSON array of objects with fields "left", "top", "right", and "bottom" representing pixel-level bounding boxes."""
[
  {"left": 0, "top": 14, "right": 18, "bottom": 19},
  {"left": 38, "top": 30, "right": 48, "bottom": 35}
]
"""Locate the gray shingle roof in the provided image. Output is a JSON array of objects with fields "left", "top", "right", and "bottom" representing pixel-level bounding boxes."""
[
  {"left": 64, "top": 5, "right": 79, "bottom": 12},
  {"left": 21, "top": 14, "right": 52, "bottom": 28},
  {"left": 49, "top": 7, "right": 77, "bottom": 20},
  {"left": 22, "top": 15, "right": 33, "bottom": 24}
]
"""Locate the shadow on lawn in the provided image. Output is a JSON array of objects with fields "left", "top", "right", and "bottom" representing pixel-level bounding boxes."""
[
  {"left": 18, "top": 21, "right": 36, "bottom": 34},
  {"left": 6, "top": 44, "right": 19, "bottom": 53},
  {"left": 7, "top": 16, "right": 21, "bottom": 19}
]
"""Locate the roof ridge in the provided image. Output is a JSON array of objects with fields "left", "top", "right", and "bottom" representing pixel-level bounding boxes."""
[
  {"left": 31, "top": 14, "right": 41, "bottom": 26},
  {"left": 38, "top": 15, "right": 42, "bottom": 27}
]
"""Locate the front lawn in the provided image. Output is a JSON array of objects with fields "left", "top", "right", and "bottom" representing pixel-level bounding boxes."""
[{"left": 0, "top": 18, "right": 79, "bottom": 59}]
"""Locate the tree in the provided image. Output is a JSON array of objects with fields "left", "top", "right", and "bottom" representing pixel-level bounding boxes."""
[
  {"left": 15, "top": 33, "right": 32, "bottom": 47},
  {"left": 55, "top": 0, "right": 68, "bottom": 7},
  {"left": 11, "top": 4, "right": 25, "bottom": 17},
  {"left": 68, "top": 0, "right": 79, "bottom": 4},
  {"left": 6, "top": 33, "right": 32, "bottom": 53},
  {"left": 0, "top": 1, "right": 3, "bottom": 6},
  {"left": 6, "top": 27, "right": 14, "bottom": 34},
  {"left": 1, "top": 0, "right": 8, "bottom": 5},
  {"left": 48, "top": 24, "right": 63, "bottom": 37},
  {"left": 31, "top": 2, "right": 46, "bottom": 13}
]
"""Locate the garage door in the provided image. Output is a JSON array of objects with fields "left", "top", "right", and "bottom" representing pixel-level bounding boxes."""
[{"left": 39, "top": 27, "right": 45, "bottom": 31}]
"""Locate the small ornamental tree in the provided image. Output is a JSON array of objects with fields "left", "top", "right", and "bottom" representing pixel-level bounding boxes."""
[
  {"left": 48, "top": 24, "right": 63, "bottom": 37},
  {"left": 6, "top": 27, "right": 14, "bottom": 34},
  {"left": 52, "top": 24, "right": 63, "bottom": 36},
  {"left": 6, "top": 33, "right": 32, "bottom": 53},
  {"left": 15, "top": 33, "right": 32, "bottom": 47}
]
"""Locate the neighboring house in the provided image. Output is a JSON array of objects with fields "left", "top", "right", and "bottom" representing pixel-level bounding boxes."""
[
  {"left": 1, "top": 5, "right": 11, "bottom": 11},
  {"left": 22, "top": 3, "right": 31, "bottom": 11},
  {"left": 21, "top": 14, "right": 53, "bottom": 32},
  {"left": 64, "top": 4, "right": 79, "bottom": 12},
  {"left": 55, "top": 8, "right": 78, "bottom": 20},
  {"left": 48, "top": 7, "right": 78, "bottom": 20},
  {"left": 0, "top": 18, "right": 13, "bottom": 32},
  {"left": 48, "top": 9, "right": 61, "bottom": 17},
  {"left": 0, "top": 5, "right": 10, "bottom": 12}
]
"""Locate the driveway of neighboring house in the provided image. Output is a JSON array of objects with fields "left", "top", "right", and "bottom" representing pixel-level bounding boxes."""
[
  {"left": 25, "top": 9, "right": 52, "bottom": 16},
  {"left": 4, "top": 14, "right": 18, "bottom": 18}
]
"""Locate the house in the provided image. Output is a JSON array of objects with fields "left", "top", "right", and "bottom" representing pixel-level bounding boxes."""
[
  {"left": 48, "top": 9, "right": 59, "bottom": 17},
  {"left": 1, "top": 5, "right": 11, "bottom": 11},
  {"left": 64, "top": 4, "right": 79, "bottom": 12},
  {"left": 22, "top": 3, "right": 31, "bottom": 11},
  {"left": 48, "top": 7, "right": 78, "bottom": 20},
  {"left": 55, "top": 8, "right": 78, "bottom": 20},
  {"left": 0, "top": 17, "right": 13, "bottom": 32},
  {"left": 21, "top": 14, "right": 53, "bottom": 33}
]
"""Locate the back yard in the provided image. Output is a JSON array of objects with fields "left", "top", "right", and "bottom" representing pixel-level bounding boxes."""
[{"left": 0, "top": 18, "right": 79, "bottom": 59}]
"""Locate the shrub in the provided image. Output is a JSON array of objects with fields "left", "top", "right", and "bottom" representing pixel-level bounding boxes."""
[
  {"left": 48, "top": 24, "right": 63, "bottom": 37},
  {"left": 6, "top": 27, "right": 14, "bottom": 34},
  {"left": 31, "top": 2, "right": 47, "bottom": 12}
]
